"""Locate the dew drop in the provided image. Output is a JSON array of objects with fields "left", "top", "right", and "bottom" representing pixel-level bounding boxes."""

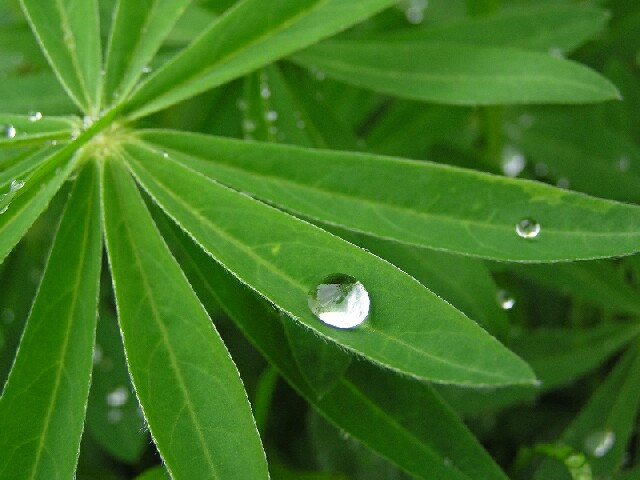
[
  {"left": 584, "top": 430, "right": 615, "bottom": 458},
  {"left": 142, "top": 65, "right": 152, "bottom": 74},
  {"left": 296, "top": 119, "right": 306, "bottom": 129},
  {"left": 106, "top": 385, "right": 129, "bottom": 407},
  {"left": 501, "top": 145, "right": 526, "bottom": 177},
  {"left": 518, "top": 113, "right": 534, "bottom": 129},
  {"left": 260, "top": 85, "right": 271, "bottom": 99},
  {"left": 49, "top": 140, "right": 58, "bottom": 146},
  {"left": 405, "top": 0, "right": 428, "bottom": 24},
  {"left": 28, "top": 111, "right": 43, "bottom": 122},
  {"left": 616, "top": 155, "right": 630, "bottom": 172},
  {"left": 265, "top": 110, "right": 278, "bottom": 122},
  {"left": 162, "top": 151, "right": 169, "bottom": 159},
  {"left": 314, "top": 70, "right": 326, "bottom": 81},
  {"left": 443, "top": 457, "right": 452, "bottom": 467},
  {"left": 548, "top": 46, "right": 564, "bottom": 58},
  {"left": 243, "top": 119, "right": 256, "bottom": 133},
  {"left": 556, "top": 177, "right": 570, "bottom": 189},
  {"left": 9, "top": 179, "right": 24, "bottom": 192},
  {"left": 5, "top": 124, "right": 16, "bottom": 139},
  {"left": 496, "top": 290, "right": 515, "bottom": 310},
  {"left": 307, "top": 274, "right": 370, "bottom": 329},
  {"left": 0, "top": 206, "right": 8, "bottom": 214},
  {"left": 516, "top": 218, "right": 540, "bottom": 239},
  {"left": 236, "top": 99, "right": 247, "bottom": 111},
  {"left": 107, "top": 408, "right": 123, "bottom": 424}
]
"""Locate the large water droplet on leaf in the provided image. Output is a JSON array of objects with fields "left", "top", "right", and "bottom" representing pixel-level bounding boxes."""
[
  {"left": 584, "top": 430, "right": 615, "bottom": 458},
  {"left": 516, "top": 218, "right": 540, "bottom": 239},
  {"left": 497, "top": 290, "right": 515, "bottom": 310},
  {"left": 307, "top": 274, "right": 370, "bottom": 329},
  {"left": 106, "top": 385, "right": 129, "bottom": 407}
]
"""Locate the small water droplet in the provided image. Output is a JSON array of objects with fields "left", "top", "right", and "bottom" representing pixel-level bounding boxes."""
[
  {"left": 307, "top": 274, "right": 370, "bottom": 329},
  {"left": 49, "top": 140, "right": 58, "bottom": 146},
  {"left": 296, "top": 119, "right": 306, "bottom": 129},
  {"left": 1, "top": 308, "right": 15, "bottom": 324},
  {"left": 107, "top": 408, "right": 123, "bottom": 424},
  {"left": 556, "top": 177, "right": 570, "bottom": 189},
  {"left": 534, "top": 162, "right": 549, "bottom": 178},
  {"left": 501, "top": 146, "right": 526, "bottom": 177},
  {"left": 443, "top": 457, "right": 452, "bottom": 466},
  {"left": 5, "top": 125, "right": 16, "bottom": 139},
  {"left": 405, "top": 0, "right": 428, "bottom": 24},
  {"left": 518, "top": 113, "right": 534, "bottom": 128},
  {"left": 516, "top": 218, "right": 540, "bottom": 239},
  {"left": 236, "top": 99, "right": 247, "bottom": 111},
  {"left": 497, "top": 290, "right": 515, "bottom": 310},
  {"left": 243, "top": 119, "right": 256, "bottom": 133},
  {"left": 92, "top": 344, "right": 103, "bottom": 365},
  {"left": 268, "top": 125, "right": 278, "bottom": 136},
  {"left": 9, "top": 179, "right": 24, "bottom": 192},
  {"left": 265, "top": 110, "right": 278, "bottom": 122},
  {"left": 162, "top": 151, "right": 169, "bottom": 159},
  {"left": 314, "top": 70, "right": 326, "bottom": 81},
  {"left": 548, "top": 47, "right": 564, "bottom": 58},
  {"left": 584, "top": 430, "right": 615, "bottom": 458},
  {"left": 70, "top": 127, "right": 80, "bottom": 140},
  {"left": 615, "top": 155, "right": 630, "bottom": 172},
  {"left": 0, "top": 206, "right": 9, "bottom": 214},
  {"left": 142, "top": 65, "right": 152, "bottom": 74},
  {"left": 260, "top": 85, "right": 271, "bottom": 99},
  {"left": 28, "top": 111, "right": 42, "bottom": 122},
  {"left": 82, "top": 115, "right": 95, "bottom": 130},
  {"left": 106, "top": 385, "right": 129, "bottom": 407}
]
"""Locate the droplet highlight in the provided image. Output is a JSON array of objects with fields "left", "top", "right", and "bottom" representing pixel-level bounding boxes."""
[
  {"left": 106, "top": 385, "right": 129, "bottom": 407},
  {"left": 516, "top": 218, "right": 540, "bottom": 239},
  {"left": 497, "top": 290, "right": 515, "bottom": 310},
  {"left": 584, "top": 430, "right": 615, "bottom": 458},
  {"left": 501, "top": 145, "right": 526, "bottom": 177},
  {"left": 5, "top": 125, "right": 16, "bottom": 139},
  {"left": 307, "top": 274, "right": 370, "bottom": 329},
  {"left": 28, "top": 111, "right": 43, "bottom": 122},
  {"left": 9, "top": 179, "right": 24, "bottom": 192}
]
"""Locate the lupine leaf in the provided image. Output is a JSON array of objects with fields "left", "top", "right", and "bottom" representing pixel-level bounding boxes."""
[
  {"left": 101, "top": 158, "right": 269, "bottom": 479},
  {"left": 0, "top": 114, "right": 77, "bottom": 148},
  {"left": 0, "top": 162, "right": 101, "bottom": 479},
  {"left": 136, "top": 130, "right": 640, "bottom": 262}
]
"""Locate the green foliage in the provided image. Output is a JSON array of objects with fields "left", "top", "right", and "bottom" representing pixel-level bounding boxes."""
[{"left": 0, "top": 0, "right": 639, "bottom": 479}]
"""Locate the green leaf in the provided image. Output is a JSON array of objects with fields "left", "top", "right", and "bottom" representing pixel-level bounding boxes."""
[
  {"left": 86, "top": 308, "right": 148, "bottom": 464},
  {"left": 0, "top": 72, "right": 77, "bottom": 115},
  {"left": 0, "top": 147, "right": 58, "bottom": 193},
  {"left": 123, "top": 140, "right": 535, "bottom": 387},
  {"left": 0, "top": 162, "right": 102, "bottom": 479},
  {"left": 134, "top": 466, "right": 171, "bottom": 480},
  {"left": 535, "top": 343, "right": 640, "bottom": 478},
  {"left": 381, "top": 5, "right": 610, "bottom": 54},
  {"left": 122, "top": 0, "right": 396, "bottom": 118},
  {"left": 20, "top": 0, "right": 102, "bottom": 114},
  {"left": 102, "top": 0, "right": 192, "bottom": 106},
  {"left": 162, "top": 225, "right": 511, "bottom": 480},
  {"left": 136, "top": 130, "right": 640, "bottom": 262},
  {"left": 0, "top": 114, "right": 77, "bottom": 148},
  {"left": 291, "top": 41, "right": 620, "bottom": 105},
  {"left": 101, "top": 158, "right": 269, "bottom": 479},
  {"left": 0, "top": 147, "right": 75, "bottom": 264}
]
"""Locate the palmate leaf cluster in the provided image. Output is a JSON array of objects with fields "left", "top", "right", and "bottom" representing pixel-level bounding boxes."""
[{"left": 0, "top": 0, "right": 639, "bottom": 479}]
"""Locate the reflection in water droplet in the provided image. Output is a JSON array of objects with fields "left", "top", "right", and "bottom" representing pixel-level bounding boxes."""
[
  {"left": 501, "top": 146, "right": 526, "bottom": 177},
  {"left": 265, "top": 110, "right": 278, "bottom": 122},
  {"left": 516, "top": 218, "right": 540, "bottom": 239},
  {"left": 6, "top": 125, "right": 16, "bottom": 139},
  {"left": 107, "top": 385, "right": 129, "bottom": 407},
  {"left": 616, "top": 155, "right": 630, "bottom": 172},
  {"left": 107, "top": 408, "right": 123, "bottom": 424},
  {"left": 497, "top": 290, "right": 515, "bottom": 310},
  {"left": 28, "top": 111, "right": 43, "bottom": 122},
  {"left": 10, "top": 179, "right": 24, "bottom": 192},
  {"left": 307, "top": 274, "right": 370, "bottom": 329},
  {"left": 584, "top": 430, "right": 615, "bottom": 457}
]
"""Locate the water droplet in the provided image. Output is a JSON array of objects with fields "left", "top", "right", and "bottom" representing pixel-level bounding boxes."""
[
  {"left": 49, "top": 140, "right": 58, "bottom": 146},
  {"left": 314, "top": 70, "right": 326, "bottom": 81},
  {"left": 615, "top": 155, "right": 630, "bottom": 172},
  {"left": 10, "top": 179, "right": 24, "bottom": 192},
  {"left": 142, "top": 65, "right": 152, "bottom": 74},
  {"left": 70, "top": 127, "right": 80, "bottom": 140},
  {"left": 518, "top": 113, "right": 534, "bottom": 128},
  {"left": 236, "top": 99, "right": 247, "bottom": 111},
  {"left": 265, "top": 110, "right": 278, "bottom": 122},
  {"left": 497, "top": 290, "right": 515, "bottom": 310},
  {"left": 0, "top": 206, "right": 8, "bottom": 214},
  {"left": 296, "top": 119, "right": 306, "bottom": 129},
  {"left": 443, "top": 457, "right": 452, "bottom": 466},
  {"left": 549, "top": 47, "right": 564, "bottom": 58},
  {"left": 556, "top": 177, "right": 570, "bottom": 189},
  {"left": 260, "top": 85, "right": 271, "bottom": 99},
  {"left": 107, "top": 385, "right": 129, "bottom": 407},
  {"left": 92, "top": 344, "right": 103, "bottom": 365},
  {"left": 584, "top": 430, "right": 615, "bottom": 457},
  {"left": 1, "top": 308, "right": 15, "bottom": 324},
  {"left": 516, "top": 218, "right": 540, "bottom": 239},
  {"left": 28, "top": 111, "right": 42, "bottom": 122},
  {"left": 243, "top": 119, "right": 256, "bottom": 133},
  {"left": 82, "top": 115, "right": 95, "bottom": 130},
  {"left": 405, "top": 0, "right": 428, "bottom": 24},
  {"left": 307, "top": 274, "right": 370, "bottom": 329},
  {"left": 107, "top": 408, "right": 123, "bottom": 424},
  {"left": 5, "top": 125, "right": 16, "bottom": 139},
  {"left": 162, "top": 151, "right": 169, "bottom": 159},
  {"left": 501, "top": 146, "right": 526, "bottom": 177},
  {"left": 534, "top": 162, "right": 549, "bottom": 178}
]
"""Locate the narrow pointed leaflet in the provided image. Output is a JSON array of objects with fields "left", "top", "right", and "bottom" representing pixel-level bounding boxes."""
[
  {"left": 122, "top": 0, "right": 396, "bottom": 118},
  {"left": 101, "top": 158, "right": 269, "bottom": 479},
  {"left": 0, "top": 114, "right": 77, "bottom": 148},
  {"left": 20, "top": 0, "right": 102, "bottom": 113},
  {"left": 136, "top": 131, "right": 640, "bottom": 261},
  {"left": 0, "top": 163, "right": 102, "bottom": 479},
  {"left": 123, "top": 141, "right": 536, "bottom": 387}
]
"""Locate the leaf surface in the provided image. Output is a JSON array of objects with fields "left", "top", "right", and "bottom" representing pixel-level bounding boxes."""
[
  {"left": 20, "top": 0, "right": 102, "bottom": 113},
  {"left": 0, "top": 114, "right": 77, "bottom": 148},
  {"left": 101, "top": 158, "right": 269, "bottom": 479},
  {"left": 0, "top": 162, "right": 101, "bottom": 479},
  {"left": 291, "top": 41, "right": 620, "bottom": 105},
  {"left": 123, "top": 141, "right": 535, "bottom": 387},
  {"left": 123, "top": 0, "right": 396, "bottom": 118},
  {"left": 137, "top": 130, "right": 640, "bottom": 262},
  {"left": 103, "top": 0, "right": 192, "bottom": 106}
]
